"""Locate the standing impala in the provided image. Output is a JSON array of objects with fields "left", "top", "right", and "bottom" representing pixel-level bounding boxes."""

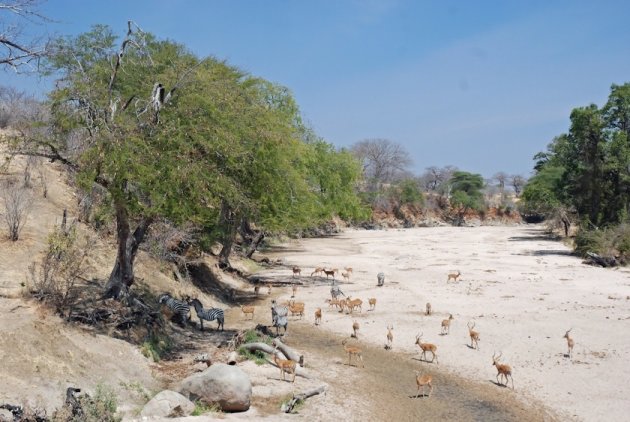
[
  {"left": 415, "top": 333, "right": 438, "bottom": 364},
  {"left": 563, "top": 328, "right": 574, "bottom": 358},
  {"left": 467, "top": 321, "right": 480, "bottom": 350},
  {"left": 492, "top": 352, "right": 514, "bottom": 389},
  {"left": 386, "top": 324, "right": 393, "bottom": 349}
]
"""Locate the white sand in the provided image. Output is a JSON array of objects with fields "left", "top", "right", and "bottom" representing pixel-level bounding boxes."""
[{"left": 263, "top": 225, "right": 630, "bottom": 421}]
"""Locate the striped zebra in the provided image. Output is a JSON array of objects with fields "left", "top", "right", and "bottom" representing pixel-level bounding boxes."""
[
  {"left": 330, "top": 280, "right": 345, "bottom": 300},
  {"left": 188, "top": 298, "right": 225, "bottom": 331},
  {"left": 271, "top": 300, "right": 288, "bottom": 335},
  {"left": 158, "top": 293, "right": 190, "bottom": 326}
]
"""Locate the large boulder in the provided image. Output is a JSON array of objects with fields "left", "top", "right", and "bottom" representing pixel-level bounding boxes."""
[
  {"left": 179, "top": 363, "right": 252, "bottom": 412},
  {"left": 140, "top": 390, "right": 195, "bottom": 418}
]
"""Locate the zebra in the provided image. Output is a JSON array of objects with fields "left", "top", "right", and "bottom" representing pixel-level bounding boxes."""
[
  {"left": 271, "top": 300, "right": 288, "bottom": 335},
  {"left": 158, "top": 293, "right": 190, "bottom": 326},
  {"left": 330, "top": 279, "right": 345, "bottom": 300},
  {"left": 187, "top": 298, "right": 224, "bottom": 331}
]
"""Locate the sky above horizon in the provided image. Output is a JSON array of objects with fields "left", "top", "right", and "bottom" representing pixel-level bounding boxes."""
[{"left": 3, "top": 0, "right": 630, "bottom": 179}]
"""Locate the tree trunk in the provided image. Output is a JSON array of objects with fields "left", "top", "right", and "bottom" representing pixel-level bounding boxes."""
[
  {"left": 104, "top": 202, "right": 153, "bottom": 299},
  {"left": 240, "top": 218, "right": 265, "bottom": 259},
  {"left": 218, "top": 201, "right": 238, "bottom": 269},
  {"left": 245, "top": 231, "right": 265, "bottom": 258}
]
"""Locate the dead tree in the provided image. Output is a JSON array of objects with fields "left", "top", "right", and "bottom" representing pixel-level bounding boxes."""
[{"left": 281, "top": 385, "right": 327, "bottom": 413}]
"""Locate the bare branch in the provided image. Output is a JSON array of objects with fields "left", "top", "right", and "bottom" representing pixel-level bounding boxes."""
[
  {"left": 0, "top": 0, "right": 51, "bottom": 71},
  {"left": 1, "top": 178, "right": 33, "bottom": 241}
]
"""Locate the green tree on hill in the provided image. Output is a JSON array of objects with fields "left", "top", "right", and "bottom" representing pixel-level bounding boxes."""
[
  {"left": 10, "top": 23, "right": 365, "bottom": 297},
  {"left": 448, "top": 171, "right": 485, "bottom": 226}
]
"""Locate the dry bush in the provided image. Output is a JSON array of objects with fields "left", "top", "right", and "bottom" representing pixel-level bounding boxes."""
[
  {"left": 576, "top": 223, "right": 630, "bottom": 264},
  {"left": 144, "top": 220, "right": 196, "bottom": 280},
  {"left": 1, "top": 178, "right": 34, "bottom": 241},
  {"left": 28, "top": 221, "right": 95, "bottom": 314}
]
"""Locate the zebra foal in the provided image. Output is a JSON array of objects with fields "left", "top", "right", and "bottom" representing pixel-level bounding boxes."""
[{"left": 187, "top": 298, "right": 225, "bottom": 331}]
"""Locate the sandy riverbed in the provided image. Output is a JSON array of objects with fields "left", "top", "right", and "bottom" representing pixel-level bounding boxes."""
[{"left": 260, "top": 224, "right": 630, "bottom": 421}]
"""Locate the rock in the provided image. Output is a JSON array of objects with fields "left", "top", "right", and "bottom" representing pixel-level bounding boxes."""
[
  {"left": 140, "top": 390, "right": 195, "bottom": 418},
  {"left": 179, "top": 363, "right": 252, "bottom": 412}
]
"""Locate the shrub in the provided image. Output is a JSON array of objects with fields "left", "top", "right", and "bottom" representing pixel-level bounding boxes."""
[
  {"left": 192, "top": 401, "right": 221, "bottom": 416},
  {"left": 1, "top": 178, "right": 33, "bottom": 241},
  {"left": 28, "top": 221, "right": 94, "bottom": 314},
  {"left": 575, "top": 223, "right": 630, "bottom": 264},
  {"left": 80, "top": 384, "right": 121, "bottom": 422},
  {"left": 237, "top": 329, "right": 271, "bottom": 365},
  {"left": 52, "top": 384, "right": 121, "bottom": 422},
  {"left": 140, "top": 332, "right": 173, "bottom": 362},
  {"left": 396, "top": 178, "right": 424, "bottom": 207}
]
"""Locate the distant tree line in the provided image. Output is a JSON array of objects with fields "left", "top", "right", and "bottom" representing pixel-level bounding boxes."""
[{"left": 347, "top": 138, "right": 525, "bottom": 225}]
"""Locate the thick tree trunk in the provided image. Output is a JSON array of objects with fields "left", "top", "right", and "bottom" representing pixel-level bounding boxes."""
[{"left": 104, "top": 203, "right": 153, "bottom": 299}]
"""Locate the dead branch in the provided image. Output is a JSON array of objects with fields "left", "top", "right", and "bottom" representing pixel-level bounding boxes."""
[
  {"left": 272, "top": 338, "right": 304, "bottom": 367},
  {"left": 240, "top": 342, "right": 276, "bottom": 355},
  {"left": 281, "top": 385, "right": 327, "bottom": 413}
]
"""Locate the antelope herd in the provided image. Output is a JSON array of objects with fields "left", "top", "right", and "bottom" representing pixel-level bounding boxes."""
[{"left": 239, "top": 263, "right": 579, "bottom": 401}]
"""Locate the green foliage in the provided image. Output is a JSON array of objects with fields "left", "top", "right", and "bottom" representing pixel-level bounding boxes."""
[
  {"left": 280, "top": 394, "right": 305, "bottom": 413},
  {"left": 520, "top": 165, "right": 565, "bottom": 215},
  {"left": 528, "top": 83, "right": 630, "bottom": 230},
  {"left": 140, "top": 332, "right": 173, "bottom": 362},
  {"left": 394, "top": 178, "right": 424, "bottom": 207},
  {"left": 575, "top": 223, "right": 630, "bottom": 263},
  {"left": 238, "top": 329, "right": 270, "bottom": 365},
  {"left": 242, "top": 329, "right": 267, "bottom": 344},
  {"left": 238, "top": 348, "right": 267, "bottom": 365},
  {"left": 448, "top": 171, "right": 485, "bottom": 224},
  {"left": 80, "top": 384, "right": 121, "bottom": 422},
  {"left": 192, "top": 401, "right": 222, "bottom": 416},
  {"left": 40, "top": 24, "right": 368, "bottom": 272},
  {"left": 28, "top": 222, "right": 94, "bottom": 313},
  {"left": 52, "top": 383, "right": 121, "bottom": 422}
]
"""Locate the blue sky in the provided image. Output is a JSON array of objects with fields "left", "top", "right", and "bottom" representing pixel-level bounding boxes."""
[{"left": 3, "top": 0, "right": 630, "bottom": 178}]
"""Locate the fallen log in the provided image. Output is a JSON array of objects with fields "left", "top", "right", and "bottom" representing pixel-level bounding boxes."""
[
  {"left": 241, "top": 339, "right": 304, "bottom": 366},
  {"left": 281, "top": 385, "right": 327, "bottom": 413},
  {"left": 585, "top": 251, "right": 619, "bottom": 267},
  {"left": 272, "top": 338, "right": 304, "bottom": 366},
  {"left": 240, "top": 342, "right": 308, "bottom": 376},
  {"left": 240, "top": 342, "right": 276, "bottom": 355}
]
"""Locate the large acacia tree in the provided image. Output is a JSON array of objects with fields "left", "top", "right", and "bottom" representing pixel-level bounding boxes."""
[
  {"left": 12, "top": 23, "right": 365, "bottom": 297},
  {"left": 448, "top": 171, "right": 485, "bottom": 226}
]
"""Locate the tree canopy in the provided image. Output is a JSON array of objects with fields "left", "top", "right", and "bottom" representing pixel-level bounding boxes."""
[
  {"left": 12, "top": 23, "right": 366, "bottom": 295},
  {"left": 522, "top": 83, "right": 630, "bottom": 229},
  {"left": 448, "top": 171, "right": 485, "bottom": 225}
]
